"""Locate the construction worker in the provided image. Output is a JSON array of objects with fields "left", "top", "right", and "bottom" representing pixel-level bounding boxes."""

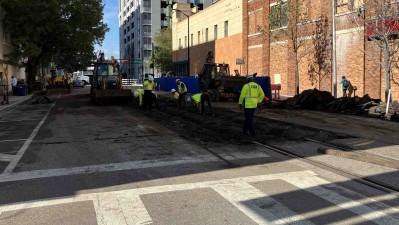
[
  {"left": 176, "top": 79, "right": 188, "bottom": 109},
  {"left": 199, "top": 80, "right": 214, "bottom": 115},
  {"left": 238, "top": 75, "right": 265, "bottom": 136},
  {"left": 143, "top": 75, "right": 155, "bottom": 110},
  {"left": 170, "top": 88, "right": 179, "bottom": 106}
]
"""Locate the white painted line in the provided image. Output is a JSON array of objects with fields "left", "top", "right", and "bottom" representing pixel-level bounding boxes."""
[
  {"left": 93, "top": 192, "right": 129, "bottom": 225},
  {"left": 0, "top": 151, "right": 271, "bottom": 183},
  {"left": 2, "top": 95, "right": 60, "bottom": 175},
  {"left": 0, "top": 139, "right": 27, "bottom": 143},
  {"left": 0, "top": 171, "right": 317, "bottom": 212},
  {"left": 212, "top": 182, "right": 313, "bottom": 225},
  {"left": 283, "top": 176, "right": 399, "bottom": 225},
  {"left": 115, "top": 193, "right": 152, "bottom": 225},
  {"left": 0, "top": 154, "right": 15, "bottom": 162},
  {"left": 2, "top": 170, "right": 398, "bottom": 225}
]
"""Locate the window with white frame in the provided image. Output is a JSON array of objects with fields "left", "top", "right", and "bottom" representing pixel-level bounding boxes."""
[
  {"left": 270, "top": 1, "right": 288, "bottom": 30},
  {"left": 214, "top": 25, "right": 218, "bottom": 40}
]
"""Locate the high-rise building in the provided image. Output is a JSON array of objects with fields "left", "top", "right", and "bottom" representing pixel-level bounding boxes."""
[{"left": 118, "top": 0, "right": 214, "bottom": 80}]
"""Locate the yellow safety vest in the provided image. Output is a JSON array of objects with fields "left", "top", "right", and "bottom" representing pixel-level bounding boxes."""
[
  {"left": 191, "top": 93, "right": 201, "bottom": 104},
  {"left": 144, "top": 80, "right": 155, "bottom": 90},
  {"left": 238, "top": 81, "right": 265, "bottom": 108},
  {"left": 136, "top": 89, "right": 144, "bottom": 106},
  {"left": 178, "top": 82, "right": 187, "bottom": 93}
]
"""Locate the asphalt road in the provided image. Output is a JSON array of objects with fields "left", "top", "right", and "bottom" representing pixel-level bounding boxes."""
[{"left": 0, "top": 86, "right": 398, "bottom": 225}]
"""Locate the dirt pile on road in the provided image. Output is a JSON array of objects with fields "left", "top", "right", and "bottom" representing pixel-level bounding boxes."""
[{"left": 275, "top": 89, "right": 398, "bottom": 121}]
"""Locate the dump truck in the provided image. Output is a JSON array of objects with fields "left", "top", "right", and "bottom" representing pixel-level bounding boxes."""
[
  {"left": 90, "top": 53, "right": 132, "bottom": 104},
  {"left": 198, "top": 51, "right": 247, "bottom": 102}
]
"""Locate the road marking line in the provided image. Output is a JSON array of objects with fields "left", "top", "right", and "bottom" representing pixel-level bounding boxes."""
[
  {"left": 2, "top": 95, "right": 60, "bottom": 175},
  {"left": 115, "top": 192, "right": 152, "bottom": 225},
  {"left": 0, "top": 151, "right": 271, "bottom": 183},
  {"left": 0, "top": 139, "right": 27, "bottom": 143},
  {"left": 1, "top": 170, "right": 397, "bottom": 225},
  {"left": 0, "top": 154, "right": 15, "bottom": 162},
  {"left": 212, "top": 182, "right": 314, "bottom": 225},
  {"left": 283, "top": 176, "right": 399, "bottom": 225},
  {"left": 92, "top": 192, "right": 129, "bottom": 225}
]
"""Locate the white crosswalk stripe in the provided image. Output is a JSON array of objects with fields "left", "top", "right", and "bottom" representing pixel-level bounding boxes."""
[{"left": 0, "top": 170, "right": 398, "bottom": 225}]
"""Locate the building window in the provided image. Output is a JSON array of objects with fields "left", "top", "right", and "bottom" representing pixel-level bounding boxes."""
[
  {"left": 198, "top": 31, "right": 201, "bottom": 44},
  {"left": 191, "top": 34, "right": 193, "bottom": 46},
  {"left": 185, "top": 36, "right": 187, "bottom": 48},
  {"left": 224, "top": 21, "right": 228, "bottom": 37},
  {"left": 270, "top": 2, "right": 288, "bottom": 30},
  {"left": 336, "top": 0, "right": 361, "bottom": 14},
  {"left": 214, "top": 25, "right": 217, "bottom": 40},
  {"left": 179, "top": 38, "right": 182, "bottom": 49},
  {"left": 205, "top": 28, "right": 208, "bottom": 42}
]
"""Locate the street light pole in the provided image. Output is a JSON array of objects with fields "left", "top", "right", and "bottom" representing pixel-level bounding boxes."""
[{"left": 174, "top": 9, "right": 190, "bottom": 76}]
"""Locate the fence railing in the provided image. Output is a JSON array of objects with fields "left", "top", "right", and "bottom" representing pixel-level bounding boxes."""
[{"left": 122, "top": 79, "right": 139, "bottom": 85}]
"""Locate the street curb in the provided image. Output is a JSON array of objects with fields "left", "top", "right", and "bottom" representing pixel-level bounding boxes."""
[{"left": 317, "top": 147, "right": 399, "bottom": 169}]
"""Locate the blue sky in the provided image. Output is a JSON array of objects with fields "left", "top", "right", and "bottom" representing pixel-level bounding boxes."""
[{"left": 96, "top": 0, "right": 119, "bottom": 59}]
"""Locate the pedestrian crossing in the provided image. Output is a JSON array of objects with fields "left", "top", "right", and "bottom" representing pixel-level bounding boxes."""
[{"left": 1, "top": 170, "right": 398, "bottom": 225}]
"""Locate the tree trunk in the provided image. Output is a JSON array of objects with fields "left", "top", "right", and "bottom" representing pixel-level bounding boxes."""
[
  {"left": 27, "top": 57, "right": 38, "bottom": 94},
  {"left": 382, "top": 45, "right": 390, "bottom": 103},
  {"left": 295, "top": 52, "right": 300, "bottom": 95}
]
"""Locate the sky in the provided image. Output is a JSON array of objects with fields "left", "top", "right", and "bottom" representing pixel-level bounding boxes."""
[{"left": 95, "top": 0, "right": 120, "bottom": 59}]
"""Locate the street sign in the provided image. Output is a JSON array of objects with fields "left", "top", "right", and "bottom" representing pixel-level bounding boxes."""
[
  {"left": 236, "top": 58, "right": 245, "bottom": 65},
  {"left": 133, "top": 59, "right": 142, "bottom": 64}
]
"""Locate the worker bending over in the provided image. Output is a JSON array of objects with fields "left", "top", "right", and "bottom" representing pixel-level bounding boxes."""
[{"left": 238, "top": 75, "right": 264, "bottom": 136}]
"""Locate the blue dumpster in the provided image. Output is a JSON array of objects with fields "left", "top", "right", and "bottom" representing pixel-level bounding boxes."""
[{"left": 17, "top": 85, "right": 26, "bottom": 96}]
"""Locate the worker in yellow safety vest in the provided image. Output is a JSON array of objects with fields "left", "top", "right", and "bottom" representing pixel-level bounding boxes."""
[
  {"left": 143, "top": 75, "right": 156, "bottom": 110},
  {"left": 238, "top": 75, "right": 264, "bottom": 135},
  {"left": 176, "top": 79, "right": 188, "bottom": 109},
  {"left": 170, "top": 89, "right": 179, "bottom": 106}
]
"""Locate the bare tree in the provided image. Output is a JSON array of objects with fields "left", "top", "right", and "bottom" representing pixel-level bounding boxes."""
[
  {"left": 346, "top": 0, "right": 399, "bottom": 102},
  {"left": 308, "top": 15, "right": 332, "bottom": 90},
  {"left": 258, "top": 0, "right": 313, "bottom": 95}
]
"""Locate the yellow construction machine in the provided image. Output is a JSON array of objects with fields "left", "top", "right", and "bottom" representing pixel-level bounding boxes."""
[
  {"left": 90, "top": 53, "right": 132, "bottom": 104},
  {"left": 46, "top": 69, "right": 72, "bottom": 95}
]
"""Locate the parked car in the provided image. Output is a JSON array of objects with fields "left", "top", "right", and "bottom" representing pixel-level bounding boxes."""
[{"left": 72, "top": 79, "right": 85, "bottom": 88}]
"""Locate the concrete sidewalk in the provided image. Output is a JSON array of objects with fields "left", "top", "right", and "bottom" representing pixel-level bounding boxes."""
[{"left": 0, "top": 93, "right": 33, "bottom": 112}]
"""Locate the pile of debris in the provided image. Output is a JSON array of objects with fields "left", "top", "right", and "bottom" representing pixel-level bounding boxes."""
[
  {"left": 276, "top": 89, "right": 399, "bottom": 121},
  {"left": 30, "top": 92, "right": 53, "bottom": 104}
]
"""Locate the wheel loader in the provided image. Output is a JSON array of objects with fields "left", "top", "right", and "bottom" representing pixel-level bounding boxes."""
[
  {"left": 90, "top": 53, "right": 132, "bottom": 104},
  {"left": 198, "top": 51, "right": 247, "bottom": 102}
]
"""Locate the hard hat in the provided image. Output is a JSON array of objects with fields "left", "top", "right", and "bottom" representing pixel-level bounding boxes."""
[
  {"left": 171, "top": 88, "right": 176, "bottom": 92},
  {"left": 176, "top": 79, "right": 180, "bottom": 83},
  {"left": 148, "top": 75, "right": 154, "bottom": 81},
  {"left": 246, "top": 75, "right": 254, "bottom": 80},
  {"left": 134, "top": 91, "right": 139, "bottom": 98}
]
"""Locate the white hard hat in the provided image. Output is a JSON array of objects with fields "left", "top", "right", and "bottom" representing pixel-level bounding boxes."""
[
  {"left": 176, "top": 79, "right": 180, "bottom": 83},
  {"left": 171, "top": 88, "right": 176, "bottom": 92},
  {"left": 148, "top": 75, "right": 154, "bottom": 81},
  {"left": 134, "top": 91, "right": 139, "bottom": 98}
]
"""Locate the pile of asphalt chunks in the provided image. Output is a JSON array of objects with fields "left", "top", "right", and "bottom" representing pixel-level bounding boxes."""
[{"left": 275, "top": 88, "right": 399, "bottom": 122}]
